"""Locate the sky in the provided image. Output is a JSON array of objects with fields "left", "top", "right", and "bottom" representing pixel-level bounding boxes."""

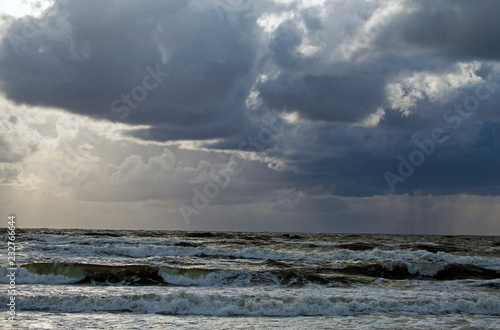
[{"left": 0, "top": 0, "right": 499, "bottom": 234}]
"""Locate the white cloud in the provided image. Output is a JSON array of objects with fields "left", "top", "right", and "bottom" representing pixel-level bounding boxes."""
[{"left": 387, "top": 61, "right": 484, "bottom": 115}]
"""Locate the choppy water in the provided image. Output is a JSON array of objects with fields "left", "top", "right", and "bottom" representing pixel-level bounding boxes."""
[{"left": 2, "top": 229, "right": 500, "bottom": 329}]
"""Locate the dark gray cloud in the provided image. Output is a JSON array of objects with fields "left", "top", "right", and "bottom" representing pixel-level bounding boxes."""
[
  {"left": 375, "top": 0, "right": 500, "bottom": 60},
  {"left": 0, "top": 0, "right": 261, "bottom": 140},
  {"left": 258, "top": 73, "right": 386, "bottom": 122},
  {"left": 250, "top": 0, "right": 500, "bottom": 198},
  {"left": 1, "top": 0, "right": 500, "bottom": 206},
  {"left": 263, "top": 110, "right": 500, "bottom": 198}
]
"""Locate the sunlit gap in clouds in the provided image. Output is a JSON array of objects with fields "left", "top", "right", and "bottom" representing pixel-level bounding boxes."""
[{"left": 0, "top": 0, "right": 53, "bottom": 19}]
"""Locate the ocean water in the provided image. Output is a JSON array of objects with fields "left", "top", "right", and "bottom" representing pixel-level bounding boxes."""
[{"left": 2, "top": 229, "right": 500, "bottom": 329}]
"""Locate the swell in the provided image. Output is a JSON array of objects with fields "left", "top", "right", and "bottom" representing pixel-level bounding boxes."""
[
  {"left": 2, "top": 263, "right": 334, "bottom": 287},
  {"left": 9, "top": 292, "right": 500, "bottom": 316},
  {"left": 338, "top": 261, "right": 500, "bottom": 280},
  {"left": 3, "top": 261, "right": 499, "bottom": 286},
  {"left": 21, "top": 263, "right": 167, "bottom": 286},
  {"left": 21, "top": 241, "right": 500, "bottom": 270}
]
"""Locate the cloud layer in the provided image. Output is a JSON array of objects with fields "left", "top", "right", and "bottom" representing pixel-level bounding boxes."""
[{"left": 1, "top": 0, "right": 500, "bottom": 233}]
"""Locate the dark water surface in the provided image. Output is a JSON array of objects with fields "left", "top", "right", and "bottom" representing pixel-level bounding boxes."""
[{"left": 2, "top": 229, "right": 500, "bottom": 328}]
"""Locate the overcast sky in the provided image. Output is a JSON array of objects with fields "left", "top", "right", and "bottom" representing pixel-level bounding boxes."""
[{"left": 1, "top": 0, "right": 499, "bottom": 234}]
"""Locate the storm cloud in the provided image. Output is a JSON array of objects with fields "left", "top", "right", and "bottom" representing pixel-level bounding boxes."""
[
  {"left": 0, "top": 0, "right": 260, "bottom": 139},
  {"left": 1, "top": 0, "right": 500, "bottom": 233}
]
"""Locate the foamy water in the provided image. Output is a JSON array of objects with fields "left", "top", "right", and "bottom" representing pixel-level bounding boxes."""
[{"left": 1, "top": 229, "right": 499, "bottom": 329}]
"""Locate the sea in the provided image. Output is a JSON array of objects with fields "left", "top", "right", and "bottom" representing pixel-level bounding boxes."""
[{"left": 1, "top": 229, "right": 500, "bottom": 329}]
